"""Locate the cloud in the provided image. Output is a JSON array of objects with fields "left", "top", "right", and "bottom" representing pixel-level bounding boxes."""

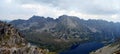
[
  {"left": 0, "top": 0, "right": 120, "bottom": 22},
  {"left": 0, "top": 0, "right": 36, "bottom": 20},
  {"left": 16, "top": 0, "right": 120, "bottom": 15}
]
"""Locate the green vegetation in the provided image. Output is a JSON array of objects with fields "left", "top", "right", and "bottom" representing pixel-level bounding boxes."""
[{"left": 23, "top": 32, "right": 82, "bottom": 52}]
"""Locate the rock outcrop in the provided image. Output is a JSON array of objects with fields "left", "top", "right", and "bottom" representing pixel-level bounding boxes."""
[{"left": 0, "top": 21, "right": 52, "bottom": 54}]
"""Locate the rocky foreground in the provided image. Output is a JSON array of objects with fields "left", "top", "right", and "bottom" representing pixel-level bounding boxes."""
[{"left": 0, "top": 21, "right": 56, "bottom": 54}]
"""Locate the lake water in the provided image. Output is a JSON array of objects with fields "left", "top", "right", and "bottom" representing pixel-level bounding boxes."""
[{"left": 60, "top": 42, "right": 104, "bottom": 54}]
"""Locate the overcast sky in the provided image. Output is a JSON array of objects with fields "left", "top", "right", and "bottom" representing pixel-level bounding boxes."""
[{"left": 0, "top": 0, "right": 120, "bottom": 22}]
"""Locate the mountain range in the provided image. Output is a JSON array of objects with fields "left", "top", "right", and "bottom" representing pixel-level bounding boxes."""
[{"left": 10, "top": 15, "right": 120, "bottom": 53}]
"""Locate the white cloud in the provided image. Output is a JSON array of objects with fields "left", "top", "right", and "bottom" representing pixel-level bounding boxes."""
[
  {"left": 5, "top": 0, "right": 12, "bottom": 3},
  {"left": 0, "top": 0, "right": 120, "bottom": 22},
  {"left": 21, "top": 4, "right": 66, "bottom": 18},
  {"left": 21, "top": 4, "right": 120, "bottom": 22}
]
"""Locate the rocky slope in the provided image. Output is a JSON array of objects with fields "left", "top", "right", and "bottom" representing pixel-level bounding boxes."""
[
  {"left": 0, "top": 21, "right": 55, "bottom": 54},
  {"left": 90, "top": 40, "right": 120, "bottom": 54}
]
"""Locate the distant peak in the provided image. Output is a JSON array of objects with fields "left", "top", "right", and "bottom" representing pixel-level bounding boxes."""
[
  {"left": 29, "top": 15, "right": 45, "bottom": 20},
  {"left": 58, "top": 15, "right": 80, "bottom": 21},
  {"left": 59, "top": 15, "right": 69, "bottom": 18},
  {"left": 61, "top": 15, "right": 68, "bottom": 17},
  {"left": 31, "top": 15, "right": 44, "bottom": 18}
]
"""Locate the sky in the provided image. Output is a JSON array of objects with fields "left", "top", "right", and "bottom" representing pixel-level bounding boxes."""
[{"left": 0, "top": 0, "right": 120, "bottom": 22}]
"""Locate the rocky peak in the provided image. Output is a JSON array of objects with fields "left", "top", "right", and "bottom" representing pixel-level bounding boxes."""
[
  {"left": 29, "top": 15, "right": 45, "bottom": 21},
  {"left": 57, "top": 15, "right": 80, "bottom": 28},
  {"left": 58, "top": 15, "right": 79, "bottom": 20},
  {"left": 46, "top": 17, "right": 54, "bottom": 22},
  {"left": 0, "top": 21, "right": 27, "bottom": 47}
]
